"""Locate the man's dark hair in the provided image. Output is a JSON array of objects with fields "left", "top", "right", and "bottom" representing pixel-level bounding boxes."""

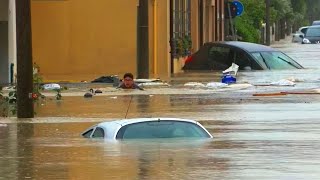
[{"left": 123, "top": 73, "right": 134, "bottom": 79}]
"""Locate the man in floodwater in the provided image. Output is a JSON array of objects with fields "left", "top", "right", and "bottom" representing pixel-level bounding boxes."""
[{"left": 118, "top": 73, "right": 144, "bottom": 90}]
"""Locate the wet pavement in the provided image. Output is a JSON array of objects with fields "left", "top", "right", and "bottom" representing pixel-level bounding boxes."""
[{"left": 1, "top": 41, "right": 320, "bottom": 179}]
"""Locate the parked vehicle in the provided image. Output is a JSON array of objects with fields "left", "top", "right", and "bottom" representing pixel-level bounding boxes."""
[
  {"left": 301, "top": 25, "right": 320, "bottom": 44},
  {"left": 82, "top": 118, "right": 213, "bottom": 140},
  {"left": 182, "top": 41, "right": 304, "bottom": 71},
  {"left": 312, "top": 20, "right": 320, "bottom": 26},
  {"left": 292, "top": 26, "right": 308, "bottom": 43}
]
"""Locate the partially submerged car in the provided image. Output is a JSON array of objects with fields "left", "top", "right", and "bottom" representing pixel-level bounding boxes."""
[
  {"left": 292, "top": 26, "right": 308, "bottom": 43},
  {"left": 183, "top": 41, "right": 304, "bottom": 71},
  {"left": 301, "top": 25, "right": 320, "bottom": 44},
  {"left": 312, "top": 20, "right": 320, "bottom": 26},
  {"left": 82, "top": 118, "right": 213, "bottom": 140}
]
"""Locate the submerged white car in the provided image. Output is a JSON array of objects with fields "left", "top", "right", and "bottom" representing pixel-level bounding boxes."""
[
  {"left": 292, "top": 26, "right": 308, "bottom": 43},
  {"left": 82, "top": 118, "right": 213, "bottom": 140}
]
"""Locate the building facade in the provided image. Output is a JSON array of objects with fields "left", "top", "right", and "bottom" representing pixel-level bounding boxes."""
[{"left": 0, "top": 0, "right": 225, "bottom": 83}]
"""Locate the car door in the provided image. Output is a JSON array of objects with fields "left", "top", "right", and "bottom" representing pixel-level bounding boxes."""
[
  {"left": 208, "top": 45, "right": 233, "bottom": 70},
  {"left": 233, "top": 49, "right": 261, "bottom": 70}
]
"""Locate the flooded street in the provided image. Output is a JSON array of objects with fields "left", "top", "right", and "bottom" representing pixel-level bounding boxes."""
[{"left": 1, "top": 42, "right": 320, "bottom": 179}]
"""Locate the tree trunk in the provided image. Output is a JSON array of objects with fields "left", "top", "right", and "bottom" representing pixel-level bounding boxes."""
[{"left": 16, "top": 0, "right": 34, "bottom": 118}]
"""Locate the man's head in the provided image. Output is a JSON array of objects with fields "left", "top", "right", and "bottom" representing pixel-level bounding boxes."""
[{"left": 123, "top": 73, "right": 134, "bottom": 88}]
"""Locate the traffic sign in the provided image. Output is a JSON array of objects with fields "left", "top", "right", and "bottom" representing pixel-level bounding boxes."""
[{"left": 233, "top": 1, "right": 244, "bottom": 16}]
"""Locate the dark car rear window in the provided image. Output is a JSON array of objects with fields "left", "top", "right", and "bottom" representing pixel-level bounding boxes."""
[{"left": 116, "top": 121, "right": 211, "bottom": 139}]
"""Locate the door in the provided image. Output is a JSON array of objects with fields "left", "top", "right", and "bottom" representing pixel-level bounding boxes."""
[{"left": 0, "top": 21, "right": 9, "bottom": 84}]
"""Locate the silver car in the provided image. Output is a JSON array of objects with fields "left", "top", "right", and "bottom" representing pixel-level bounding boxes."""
[
  {"left": 82, "top": 118, "right": 213, "bottom": 140},
  {"left": 292, "top": 26, "right": 308, "bottom": 43}
]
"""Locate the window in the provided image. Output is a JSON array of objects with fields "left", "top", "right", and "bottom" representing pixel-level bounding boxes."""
[
  {"left": 306, "top": 27, "right": 320, "bottom": 37},
  {"left": 171, "top": 0, "right": 192, "bottom": 57},
  {"left": 82, "top": 129, "right": 94, "bottom": 138},
  {"left": 234, "top": 51, "right": 253, "bottom": 70},
  {"left": 172, "top": 0, "right": 191, "bottom": 39},
  {"left": 208, "top": 46, "right": 232, "bottom": 70},
  {"left": 116, "top": 121, "right": 211, "bottom": 139},
  {"left": 92, "top": 127, "right": 105, "bottom": 138},
  {"left": 251, "top": 52, "right": 301, "bottom": 70}
]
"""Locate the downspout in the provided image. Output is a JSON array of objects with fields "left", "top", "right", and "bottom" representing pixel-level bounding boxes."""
[
  {"left": 153, "top": 0, "right": 158, "bottom": 77},
  {"left": 199, "top": 0, "right": 204, "bottom": 46}
]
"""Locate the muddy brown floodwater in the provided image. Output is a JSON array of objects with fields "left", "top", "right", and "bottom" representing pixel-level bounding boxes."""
[{"left": 1, "top": 42, "right": 320, "bottom": 179}]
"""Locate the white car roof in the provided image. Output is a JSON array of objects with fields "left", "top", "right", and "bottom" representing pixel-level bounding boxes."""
[
  {"left": 98, "top": 117, "right": 198, "bottom": 127},
  {"left": 82, "top": 118, "right": 212, "bottom": 139}
]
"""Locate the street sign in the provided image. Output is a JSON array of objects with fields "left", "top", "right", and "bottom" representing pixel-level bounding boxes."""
[{"left": 233, "top": 1, "right": 244, "bottom": 16}]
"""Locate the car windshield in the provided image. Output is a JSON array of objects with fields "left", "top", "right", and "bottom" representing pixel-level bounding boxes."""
[
  {"left": 251, "top": 51, "right": 302, "bottom": 70},
  {"left": 116, "top": 121, "right": 211, "bottom": 139},
  {"left": 306, "top": 27, "right": 320, "bottom": 36}
]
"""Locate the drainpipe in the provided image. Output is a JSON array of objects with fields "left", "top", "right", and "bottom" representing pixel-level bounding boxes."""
[
  {"left": 153, "top": 0, "right": 158, "bottom": 77},
  {"left": 199, "top": 0, "right": 204, "bottom": 46}
]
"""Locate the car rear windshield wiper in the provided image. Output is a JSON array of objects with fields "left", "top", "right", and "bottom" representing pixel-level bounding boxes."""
[
  {"left": 277, "top": 56, "right": 301, "bottom": 69},
  {"left": 260, "top": 54, "right": 270, "bottom": 69}
]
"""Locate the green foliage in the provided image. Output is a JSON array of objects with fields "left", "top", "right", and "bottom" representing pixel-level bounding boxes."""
[
  {"left": 233, "top": 0, "right": 265, "bottom": 42},
  {"left": 0, "top": 63, "right": 67, "bottom": 117},
  {"left": 173, "top": 35, "right": 192, "bottom": 58},
  {"left": 233, "top": 0, "right": 315, "bottom": 42},
  {"left": 33, "top": 62, "right": 45, "bottom": 100},
  {"left": 235, "top": 18, "right": 260, "bottom": 43}
]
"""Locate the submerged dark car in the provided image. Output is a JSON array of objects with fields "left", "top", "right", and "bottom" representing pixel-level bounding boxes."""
[
  {"left": 183, "top": 41, "right": 304, "bottom": 71},
  {"left": 301, "top": 25, "right": 320, "bottom": 44}
]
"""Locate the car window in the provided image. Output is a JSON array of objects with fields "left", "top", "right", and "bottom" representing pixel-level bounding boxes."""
[
  {"left": 92, "top": 127, "right": 105, "bottom": 138},
  {"left": 82, "top": 129, "right": 94, "bottom": 138},
  {"left": 234, "top": 51, "right": 253, "bottom": 70},
  {"left": 252, "top": 52, "right": 301, "bottom": 70},
  {"left": 251, "top": 53, "right": 269, "bottom": 69},
  {"left": 300, "top": 27, "right": 308, "bottom": 34},
  {"left": 208, "top": 46, "right": 232, "bottom": 70},
  {"left": 305, "top": 27, "right": 320, "bottom": 37},
  {"left": 116, "top": 121, "right": 211, "bottom": 139}
]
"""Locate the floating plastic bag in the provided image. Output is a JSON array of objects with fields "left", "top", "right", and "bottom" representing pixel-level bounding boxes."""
[
  {"left": 221, "top": 73, "right": 237, "bottom": 84},
  {"left": 270, "top": 79, "right": 295, "bottom": 86},
  {"left": 184, "top": 82, "right": 206, "bottom": 88},
  {"left": 223, "top": 63, "right": 239, "bottom": 76},
  {"left": 206, "top": 82, "right": 228, "bottom": 89},
  {"left": 43, "top": 83, "right": 61, "bottom": 90}
]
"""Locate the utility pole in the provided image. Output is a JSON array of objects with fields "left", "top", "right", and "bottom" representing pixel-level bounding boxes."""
[
  {"left": 137, "top": 0, "right": 149, "bottom": 79},
  {"left": 16, "top": 0, "right": 34, "bottom": 118},
  {"left": 265, "top": 0, "right": 271, "bottom": 46}
]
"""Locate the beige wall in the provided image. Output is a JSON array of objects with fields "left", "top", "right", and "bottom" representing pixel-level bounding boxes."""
[
  {"left": 151, "top": 0, "right": 171, "bottom": 79},
  {"left": 147, "top": 0, "right": 171, "bottom": 79},
  {"left": 191, "top": 0, "right": 199, "bottom": 53},
  {"left": 31, "top": 0, "right": 224, "bottom": 81},
  {"left": 31, "top": 0, "right": 138, "bottom": 82}
]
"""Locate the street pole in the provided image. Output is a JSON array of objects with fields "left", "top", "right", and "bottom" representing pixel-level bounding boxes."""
[
  {"left": 265, "top": 0, "right": 271, "bottom": 46},
  {"left": 137, "top": 0, "right": 149, "bottom": 79},
  {"left": 15, "top": 0, "right": 34, "bottom": 118}
]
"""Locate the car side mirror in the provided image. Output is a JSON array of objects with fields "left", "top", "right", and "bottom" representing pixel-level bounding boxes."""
[{"left": 299, "top": 34, "right": 304, "bottom": 38}]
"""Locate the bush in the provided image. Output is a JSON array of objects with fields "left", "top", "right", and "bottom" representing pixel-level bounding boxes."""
[{"left": 235, "top": 18, "right": 261, "bottom": 43}]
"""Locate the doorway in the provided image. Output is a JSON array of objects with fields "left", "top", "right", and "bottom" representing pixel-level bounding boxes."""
[{"left": 0, "top": 21, "right": 9, "bottom": 85}]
